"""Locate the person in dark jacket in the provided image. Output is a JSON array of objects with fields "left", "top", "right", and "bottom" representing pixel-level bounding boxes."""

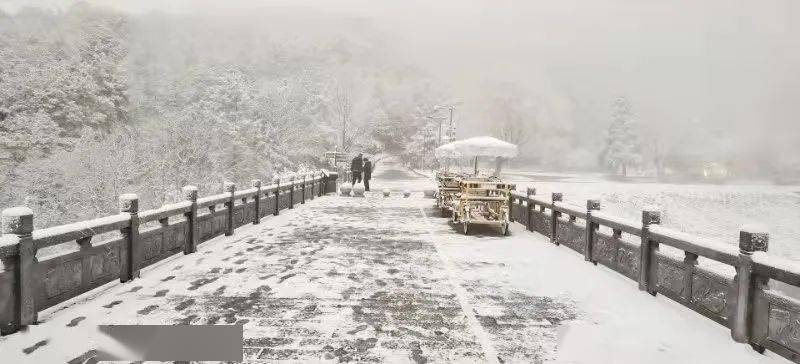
[
  {"left": 363, "top": 158, "right": 373, "bottom": 191},
  {"left": 351, "top": 153, "right": 363, "bottom": 185}
]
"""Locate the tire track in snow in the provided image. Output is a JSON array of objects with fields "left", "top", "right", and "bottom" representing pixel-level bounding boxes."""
[{"left": 419, "top": 207, "right": 500, "bottom": 364}]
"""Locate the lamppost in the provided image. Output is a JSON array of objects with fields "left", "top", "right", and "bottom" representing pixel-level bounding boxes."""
[
  {"left": 433, "top": 103, "right": 461, "bottom": 144},
  {"left": 426, "top": 115, "right": 448, "bottom": 146}
]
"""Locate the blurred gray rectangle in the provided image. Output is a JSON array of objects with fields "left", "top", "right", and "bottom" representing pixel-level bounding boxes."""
[{"left": 95, "top": 325, "right": 242, "bottom": 361}]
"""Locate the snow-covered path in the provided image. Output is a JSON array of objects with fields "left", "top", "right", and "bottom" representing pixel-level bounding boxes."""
[{"left": 0, "top": 188, "right": 790, "bottom": 363}]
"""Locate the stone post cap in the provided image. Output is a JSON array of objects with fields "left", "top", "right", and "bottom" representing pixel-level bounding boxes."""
[
  {"left": 251, "top": 179, "right": 262, "bottom": 188},
  {"left": 119, "top": 194, "right": 139, "bottom": 213},
  {"left": 642, "top": 210, "right": 661, "bottom": 226},
  {"left": 223, "top": 182, "right": 236, "bottom": 193},
  {"left": 587, "top": 199, "right": 601, "bottom": 211},
  {"left": 182, "top": 186, "right": 198, "bottom": 201},
  {"left": 526, "top": 187, "right": 536, "bottom": 196},
  {"left": 552, "top": 193, "right": 563, "bottom": 202},
  {"left": 2, "top": 206, "right": 33, "bottom": 235},
  {"left": 739, "top": 225, "right": 769, "bottom": 254}
]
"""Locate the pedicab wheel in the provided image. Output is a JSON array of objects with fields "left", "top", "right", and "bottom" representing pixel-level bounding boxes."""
[{"left": 501, "top": 222, "right": 509, "bottom": 236}]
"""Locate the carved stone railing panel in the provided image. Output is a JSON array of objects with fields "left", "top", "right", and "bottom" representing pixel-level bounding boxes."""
[
  {"left": 140, "top": 222, "right": 188, "bottom": 269},
  {"left": 557, "top": 220, "right": 584, "bottom": 254},
  {"left": 591, "top": 232, "right": 640, "bottom": 281},
  {"left": 233, "top": 205, "right": 246, "bottom": 229},
  {"left": 266, "top": 196, "right": 276, "bottom": 217},
  {"left": 512, "top": 200, "right": 527, "bottom": 223},
  {"left": 34, "top": 239, "right": 125, "bottom": 310},
  {"left": 616, "top": 241, "right": 640, "bottom": 280},
  {"left": 690, "top": 268, "right": 731, "bottom": 322},
  {"left": 530, "top": 210, "right": 551, "bottom": 238},
  {"left": 198, "top": 210, "right": 227, "bottom": 242},
  {"left": 519, "top": 202, "right": 528, "bottom": 224},
  {"left": 655, "top": 254, "right": 686, "bottom": 299},
  {"left": 305, "top": 183, "right": 314, "bottom": 200},
  {"left": 293, "top": 187, "right": 303, "bottom": 205},
  {"left": 279, "top": 191, "right": 291, "bottom": 210},
  {"left": 593, "top": 231, "right": 618, "bottom": 267},
  {"left": 162, "top": 222, "right": 187, "bottom": 253},
  {"left": 755, "top": 290, "right": 800, "bottom": 359},
  {"left": 88, "top": 243, "right": 123, "bottom": 284},
  {"left": 140, "top": 230, "right": 164, "bottom": 262},
  {"left": 41, "top": 257, "right": 82, "bottom": 301}
]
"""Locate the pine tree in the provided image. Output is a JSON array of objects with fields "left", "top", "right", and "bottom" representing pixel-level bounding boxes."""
[{"left": 601, "top": 97, "right": 641, "bottom": 177}]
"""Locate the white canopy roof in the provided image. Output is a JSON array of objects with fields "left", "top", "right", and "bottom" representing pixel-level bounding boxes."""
[
  {"left": 434, "top": 142, "right": 462, "bottom": 160},
  {"left": 451, "top": 136, "right": 518, "bottom": 158}
]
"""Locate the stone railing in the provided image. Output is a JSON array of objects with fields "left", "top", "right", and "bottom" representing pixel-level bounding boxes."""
[
  {"left": 510, "top": 187, "right": 800, "bottom": 363},
  {"left": 0, "top": 171, "right": 338, "bottom": 335}
]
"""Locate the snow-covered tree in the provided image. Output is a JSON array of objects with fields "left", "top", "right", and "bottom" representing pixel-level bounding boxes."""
[
  {"left": 489, "top": 96, "right": 533, "bottom": 147},
  {"left": 600, "top": 96, "right": 642, "bottom": 176},
  {"left": 0, "top": 4, "right": 455, "bottom": 228}
]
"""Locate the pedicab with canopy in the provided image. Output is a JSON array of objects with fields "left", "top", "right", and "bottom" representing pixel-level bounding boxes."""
[{"left": 445, "top": 136, "right": 518, "bottom": 235}]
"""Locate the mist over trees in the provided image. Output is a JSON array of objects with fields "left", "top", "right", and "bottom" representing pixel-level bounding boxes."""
[{"left": 0, "top": 4, "right": 449, "bottom": 227}]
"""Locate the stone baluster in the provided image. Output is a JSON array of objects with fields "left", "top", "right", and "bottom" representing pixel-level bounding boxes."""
[
  {"left": 273, "top": 177, "right": 281, "bottom": 216},
  {"left": 252, "top": 180, "right": 262, "bottom": 224},
  {"left": 119, "top": 194, "right": 140, "bottom": 283},
  {"left": 584, "top": 199, "right": 601, "bottom": 264},
  {"left": 301, "top": 174, "right": 307, "bottom": 204},
  {"left": 224, "top": 182, "right": 236, "bottom": 236},
  {"left": 639, "top": 209, "right": 661, "bottom": 295},
  {"left": 289, "top": 175, "right": 295, "bottom": 209},
  {"left": 0, "top": 207, "right": 36, "bottom": 334},
  {"left": 550, "top": 193, "right": 563, "bottom": 244},
  {"left": 183, "top": 186, "right": 198, "bottom": 254},
  {"left": 525, "top": 188, "right": 536, "bottom": 231},
  {"left": 732, "top": 228, "right": 769, "bottom": 345}
]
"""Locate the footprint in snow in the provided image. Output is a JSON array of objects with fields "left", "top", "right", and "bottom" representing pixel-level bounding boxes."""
[
  {"left": 22, "top": 340, "right": 49, "bottom": 354},
  {"left": 102, "top": 300, "right": 122, "bottom": 309},
  {"left": 66, "top": 316, "right": 86, "bottom": 327}
]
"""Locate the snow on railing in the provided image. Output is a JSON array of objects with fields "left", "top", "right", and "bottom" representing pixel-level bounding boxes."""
[
  {"left": 508, "top": 186, "right": 800, "bottom": 361},
  {"left": 0, "top": 170, "right": 338, "bottom": 335}
]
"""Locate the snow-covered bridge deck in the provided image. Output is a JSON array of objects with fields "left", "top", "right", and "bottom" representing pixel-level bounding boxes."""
[{"left": 0, "top": 190, "right": 784, "bottom": 363}]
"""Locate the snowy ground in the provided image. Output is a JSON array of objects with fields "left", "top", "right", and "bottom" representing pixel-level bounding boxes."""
[{"left": 0, "top": 164, "right": 789, "bottom": 363}]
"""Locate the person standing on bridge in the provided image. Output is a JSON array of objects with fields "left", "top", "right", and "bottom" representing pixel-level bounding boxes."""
[
  {"left": 363, "top": 157, "right": 373, "bottom": 191},
  {"left": 351, "top": 153, "right": 363, "bottom": 185}
]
